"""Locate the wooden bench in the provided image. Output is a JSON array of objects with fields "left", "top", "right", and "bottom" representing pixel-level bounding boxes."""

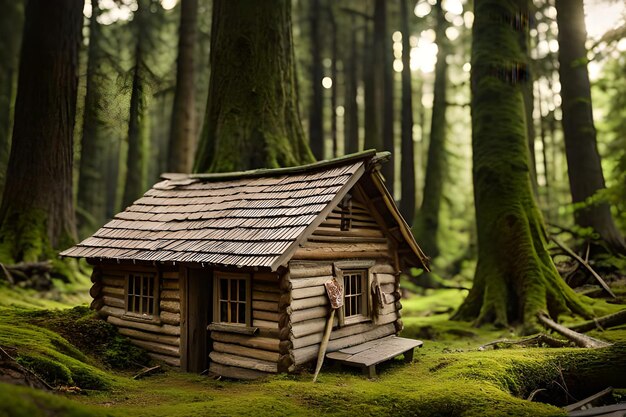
[{"left": 326, "top": 335, "right": 423, "bottom": 378}]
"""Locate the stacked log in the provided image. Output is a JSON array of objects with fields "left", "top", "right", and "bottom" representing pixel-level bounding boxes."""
[{"left": 94, "top": 266, "right": 182, "bottom": 367}]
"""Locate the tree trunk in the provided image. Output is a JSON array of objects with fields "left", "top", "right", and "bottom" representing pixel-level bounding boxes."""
[
  {"left": 77, "top": 0, "right": 108, "bottom": 238},
  {"left": 194, "top": 0, "right": 314, "bottom": 172},
  {"left": 452, "top": 0, "right": 591, "bottom": 330},
  {"left": 308, "top": 0, "right": 324, "bottom": 161},
  {"left": 122, "top": 0, "right": 151, "bottom": 208},
  {"left": 344, "top": 15, "right": 359, "bottom": 155},
  {"left": 122, "top": 44, "right": 150, "bottom": 208},
  {"left": 399, "top": 0, "right": 415, "bottom": 224},
  {"left": 363, "top": 23, "right": 380, "bottom": 152},
  {"left": 328, "top": 6, "right": 338, "bottom": 158},
  {"left": 167, "top": 0, "right": 198, "bottom": 173},
  {"left": 0, "top": 0, "right": 82, "bottom": 263},
  {"left": 374, "top": 0, "right": 395, "bottom": 193},
  {"left": 413, "top": 1, "right": 448, "bottom": 258},
  {"left": 555, "top": 0, "right": 626, "bottom": 254},
  {"left": 0, "top": 0, "right": 25, "bottom": 195},
  {"left": 520, "top": 22, "right": 538, "bottom": 196}
]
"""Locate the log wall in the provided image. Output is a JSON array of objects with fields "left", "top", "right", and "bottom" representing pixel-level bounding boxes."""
[
  {"left": 285, "top": 193, "right": 404, "bottom": 368},
  {"left": 207, "top": 271, "right": 287, "bottom": 379},
  {"left": 90, "top": 264, "right": 182, "bottom": 367}
]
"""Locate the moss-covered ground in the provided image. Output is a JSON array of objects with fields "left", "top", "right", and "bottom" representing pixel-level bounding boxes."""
[{"left": 1, "top": 286, "right": 625, "bottom": 417}]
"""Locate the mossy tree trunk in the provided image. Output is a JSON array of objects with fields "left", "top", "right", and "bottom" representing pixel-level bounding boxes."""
[
  {"left": 328, "top": 6, "right": 338, "bottom": 158},
  {"left": 122, "top": 0, "right": 151, "bottom": 208},
  {"left": 555, "top": 0, "right": 626, "bottom": 254},
  {"left": 399, "top": 0, "right": 415, "bottom": 224},
  {"left": 0, "top": 0, "right": 24, "bottom": 196},
  {"left": 344, "top": 15, "right": 359, "bottom": 155},
  {"left": 194, "top": 0, "right": 314, "bottom": 172},
  {"left": 0, "top": 0, "right": 82, "bottom": 263},
  {"left": 308, "top": 0, "right": 324, "bottom": 161},
  {"left": 167, "top": 0, "right": 198, "bottom": 173},
  {"left": 77, "top": 0, "right": 108, "bottom": 238},
  {"left": 452, "top": 0, "right": 592, "bottom": 330},
  {"left": 414, "top": 1, "right": 448, "bottom": 258},
  {"left": 374, "top": 0, "right": 395, "bottom": 192}
]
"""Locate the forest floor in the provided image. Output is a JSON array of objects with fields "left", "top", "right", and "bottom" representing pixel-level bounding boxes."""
[{"left": 1, "top": 283, "right": 626, "bottom": 417}]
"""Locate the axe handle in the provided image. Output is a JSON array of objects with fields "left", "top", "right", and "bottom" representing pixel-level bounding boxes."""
[{"left": 312, "top": 308, "right": 336, "bottom": 382}]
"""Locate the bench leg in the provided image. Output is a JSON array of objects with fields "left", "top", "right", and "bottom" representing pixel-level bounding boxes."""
[
  {"left": 363, "top": 365, "right": 376, "bottom": 378},
  {"left": 404, "top": 348, "right": 414, "bottom": 363}
]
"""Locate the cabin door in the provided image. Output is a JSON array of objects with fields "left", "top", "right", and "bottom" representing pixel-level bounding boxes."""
[{"left": 182, "top": 267, "right": 212, "bottom": 372}]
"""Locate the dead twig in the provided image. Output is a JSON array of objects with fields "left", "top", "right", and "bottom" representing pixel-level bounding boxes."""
[
  {"left": 551, "top": 237, "right": 616, "bottom": 298},
  {"left": 537, "top": 313, "right": 612, "bottom": 348},
  {"left": 564, "top": 386, "right": 613, "bottom": 412},
  {"left": 133, "top": 365, "right": 162, "bottom": 380},
  {"left": 568, "top": 309, "right": 626, "bottom": 333},
  {"left": 479, "top": 333, "right": 570, "bottom": 350}
]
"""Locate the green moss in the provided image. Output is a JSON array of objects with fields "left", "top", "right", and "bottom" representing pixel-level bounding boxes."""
[{"left": 16, "top": 354, "right": 74, "bottom": 386}]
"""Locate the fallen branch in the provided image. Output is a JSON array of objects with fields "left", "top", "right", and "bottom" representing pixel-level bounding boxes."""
[
  {"left": 479, "top": 333, "right": 570, "bottom": 350},
  {"left": 537, "top": 313, "right": 612, "bottom": 349},
  {"left": 564, "top": 386, "right": 613, "bottom": 412},
  {"left": 0, "top": 345, "right": 54, "bottom": 390},
  {"left": 568, "top": 309, "right": 626, "bottom": 333},
  {"left": 551, "top": 237, "right": 616, "bottom": 298},
  {"left": 133, "top": 365, "right": 162, "bottom": 380}
]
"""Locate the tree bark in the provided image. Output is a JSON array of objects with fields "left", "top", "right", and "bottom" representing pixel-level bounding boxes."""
[
  {"left": 452, "top": 0, "right": 592, "bottom": 330},
  {"left": 555, "top": 0, "right": 626, "bottom": 254},
  {"left": 0, "top": 0, "right": 24, "bottom": 195},
  {"left": 77, "top": 0, "right": 108, "bottom": 238},
  {"left": 0, "top": 0, "right": 82, "bottom": 263},
  {"left": 308, "top": 0, "right": 324, "bottom": 161},
  {"left": 363, "top": 23, "right": 380, "bottom": 152},
  {"left": 344, "top": 15, "right": 359, "bottom": 155},
  {"left": 194, "top": 0, "right": 314, "bottom": 172},
  {"left": 328, "top": 5, "right": 338, "bottom": 158},
  {"left": 122, "top": 0, "right": 151, "bottom": 208},
  {"left": 414, "top": 1, "right": 448, "bottom": 258},
  {"left": 167, "top": 0, "right": 198, "bottom": 173},
  {"left": 399, "top": 0, "right": 415, "bottom": 224},
  {"left": 374, "top": 0, "right": 395, "bottom": 193}
]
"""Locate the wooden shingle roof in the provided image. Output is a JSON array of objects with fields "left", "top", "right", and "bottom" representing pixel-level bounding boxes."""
[{"left": 62, "top": 151, "right": 385, "bottom": 270}]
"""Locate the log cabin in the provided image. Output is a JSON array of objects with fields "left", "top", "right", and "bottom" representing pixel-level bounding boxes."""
[{"left": 61, "top": 150, "right": 429, "bottom": 379}]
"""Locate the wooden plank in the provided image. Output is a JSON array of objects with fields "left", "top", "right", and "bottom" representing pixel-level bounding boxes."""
[
  {"left": 291, "top": 332, "right": 323, "bottom": 349},
  {"left": 252, "top": 291, "right": 280, "bottom": 302},
  {"left": 209, "top": 351, "right": 278, "bottom": 373},
  {"left": 292, "top": 248, "right": 388, "bottom": 260},
  {"left": 208, "top": 362, "right": 268, "bottom": 380},
  {"left": 211, "top": 331, "right": 280, "bottom": 352},
  {"left": 102, "top": 286, "right": 124, "bottom": 296},
  {"left": 186, "top": 268, "right": 210, "bottom": 372},
  {"left": 212, "top": 342, "right": 280, "bottom": 363},
  {"left": 161, "top": 290, "right": 180, "bottom": 301},
  {"left": 370, "top": 263, "right": 396, "bottom": 274},
  {"left": 148, "top": 352, "right": 180, "bottom": 367},
  {"left": 160, "top": 300, "right": 180, "bottom": 314},
  {"left": 290, "top": 317, "right": 328, "bottom": 338},
  {"left": 376, "top": 273, "right": 397, "bottom": 285},
  {"left": 291, "top": 286, "right": 326, "bottom": 299},
  {"left": 162, "top": 271, "right": 179, "bottom": 279},
  {"left": 328, "top": 323, "right": 396, "bottom": 351},
  {"left": 130, "top": 338, "right": 180, "bottom": 357},
  {"left": 327, "top": 336, "right": 422, "bottom": 367},
  {"left": 108, "top": 316, "right": 180, "bottom": 336},
  {"left": 253, "top": 310, "right": 280, "bottom": 322},
  {"left": 207, "top": 323, "right": 259, "bottom": 335},
  {"left": 289, "top": 275, "right": 333, "bottom": 289},
  {"left": 252, "top": 283, "right": 281, "bottom": 294},
  {"left": 253, "top": 319, "right": 279, "bottom": 329},
  {"left": 254, "top": 272, "right": 278, "bottom": 282},
  {"left": 118, "top": 327, "right": 180, "bottom": 346},
  {"left": 102, "top": 276, "right": 125, "bottom": 288},
  {"left": 290, "top": 295, "right": 328, "bottom": 311},
  {"left": 160, "top": 311, "right": 181, "bottom": 326},
  {"left": 288, "top": 262, "right": 333, "bottom": 278},
  {"left": 312, "top": 227, "right": 384, "bottom": 238},
  {"left": 290, "top": 306, "right": 328, "bottom": 323},
  {"left": 103, "top": 296, "right": 125, "bottom": 309},
  {"left": 252, "top": 300, "right": 279, "bottom": 313}
]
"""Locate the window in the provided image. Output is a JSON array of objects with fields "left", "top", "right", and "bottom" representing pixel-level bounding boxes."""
[
  {"left": 342, "top": 270, "right": 368, "bottom": 320},
  {"left": 214, "top": 273, "right": 251, "bottom": 325},
  {"left": 126, "top": 273, "right": 158, "bottom": 318}
]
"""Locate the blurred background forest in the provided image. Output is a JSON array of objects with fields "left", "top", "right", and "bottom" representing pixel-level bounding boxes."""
[{"left": 0, "top": 0, "right": 625, "bottom": 288}]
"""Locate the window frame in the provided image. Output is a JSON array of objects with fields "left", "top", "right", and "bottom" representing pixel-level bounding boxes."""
[
  {"left": 213, "top": 271, "right": 252, "bottom": 327},
  {"left": 124, "top": 272, "right": 159, "bottom": 322},
  {"left": 334, "top": 260, "right": 375, "bottom": 326}
]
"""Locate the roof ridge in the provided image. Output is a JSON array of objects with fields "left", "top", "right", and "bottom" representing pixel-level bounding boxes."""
[{"left": 161, "top": 150, "right": 388, "bottom": 182}]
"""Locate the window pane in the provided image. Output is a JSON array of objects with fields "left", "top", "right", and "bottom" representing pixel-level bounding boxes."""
[
  {"left": 238, "top": 303, "right": 245, "bottom": 324},
  {"left": 220, "top": 301, "right": 228, "bottom": 321},
  {"left": 231, "top": 279, "right": 238, "bottom": 301},
  {"left": 238, "top": 280, "right": 246, "bottom": 301},
  {"left": 230, "top": 302, "right": 237, "bottom": 323},
  {"left": 128, "top": 275, "right": 134, "bottom": 295},
  {"left": 220, "top": 279, "right": 228, "bottom": 300}
]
